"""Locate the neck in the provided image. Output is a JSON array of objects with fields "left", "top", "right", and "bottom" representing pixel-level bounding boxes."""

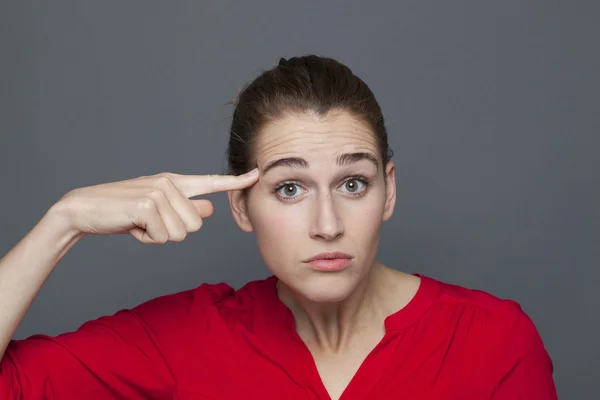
[{"left": 277, "top": 262, "right": 392, "bottom": 354}]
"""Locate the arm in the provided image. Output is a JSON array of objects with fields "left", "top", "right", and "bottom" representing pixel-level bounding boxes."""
[
  {"left": 0, "top": 205, "right": 175, "bottom": 399},
  {"left": 0, "top": 204, "right": 82, "bottom": 360},
  {"left": 0, "top": 170, "right": 258, "bottom": 398},
  {"left": 2, "top": 307, "right": 177, "bottom": 399}
]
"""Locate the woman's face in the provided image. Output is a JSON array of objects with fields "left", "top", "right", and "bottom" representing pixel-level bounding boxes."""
[{"left": 229, "top": 110, "right": 396, "bottom": 303}]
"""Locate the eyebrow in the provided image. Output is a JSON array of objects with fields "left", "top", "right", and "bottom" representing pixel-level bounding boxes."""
[{"left": 261, "top": 152, "right": 379, "bottom": 175}]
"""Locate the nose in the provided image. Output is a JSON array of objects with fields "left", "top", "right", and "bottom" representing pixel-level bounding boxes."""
[{"left": 309, "top": 192, "right": 344, "bottom": 241}]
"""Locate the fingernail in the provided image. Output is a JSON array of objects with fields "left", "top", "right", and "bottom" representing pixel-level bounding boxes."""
[{"left": 247, "top": 168, "right": 259, "bottom": 176}]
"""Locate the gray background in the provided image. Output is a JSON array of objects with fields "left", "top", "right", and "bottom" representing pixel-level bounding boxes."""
[{"left": 1, "top": 1, "right": 598, "bottom": 398}]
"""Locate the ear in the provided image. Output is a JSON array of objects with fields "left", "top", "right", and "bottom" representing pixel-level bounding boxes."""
[
  {"left": 382, "top": 160, "right": 397, "bottom": 222},
  {"left": 228, "top": 190, "right": 254, "bottom": 232}
]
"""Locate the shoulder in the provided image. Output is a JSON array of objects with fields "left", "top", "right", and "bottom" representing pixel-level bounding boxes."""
[
  {"left": 422, "top": 275, "right": 550, "bottom": 363},
  {"left": 404, "top": 276, "right": 555, "bottom": 395},
  {"left": 426, "top": 275, "right": 531, "bottom": 325},
  {"left": 129, "top": 275, "right": 275, "bottom": 329}
]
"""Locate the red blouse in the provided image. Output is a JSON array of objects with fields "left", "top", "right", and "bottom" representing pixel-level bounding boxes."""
[{"left": 0, "top": 274, "right": 557, "bottom": 399}]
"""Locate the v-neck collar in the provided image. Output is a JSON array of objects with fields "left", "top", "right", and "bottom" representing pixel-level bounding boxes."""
[
  {"left": 264, "top": 273, "right": 440, "bottom": 332},
  {"left": 258, "top": 273, "right": 441, "bottom": 399}
]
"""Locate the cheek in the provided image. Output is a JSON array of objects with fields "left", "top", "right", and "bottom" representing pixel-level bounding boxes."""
[
  {"left": 346, "top": 183, "right": 386, "bottom": 219},
  {"left": 252, "top": 210, "right": 289, "bottom": 238},
  {"left": 247, "top": 195, "right": 308, "bottom": 262},
  {"left": 343, "top": 200, "right": 385, "bottom": 238}
]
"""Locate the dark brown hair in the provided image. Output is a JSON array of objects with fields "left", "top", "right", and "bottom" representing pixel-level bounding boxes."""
[{"left": 226, "top": 55, "right": 393, "bottom": 175}]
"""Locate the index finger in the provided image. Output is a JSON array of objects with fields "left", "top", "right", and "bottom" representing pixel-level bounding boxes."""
[{"left": 171, "top": 168, "right": 259, "bottom": 198}]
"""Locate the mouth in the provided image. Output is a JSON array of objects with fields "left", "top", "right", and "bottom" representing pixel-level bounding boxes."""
[{"left": 303, "top": 251, "right": 354, "bottom": 272}]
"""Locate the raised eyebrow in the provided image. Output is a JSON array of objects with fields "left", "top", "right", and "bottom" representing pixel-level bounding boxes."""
[
  {"left": 336, "top": 152, "right": 379, "bottom": 170},
  {"left": 262, "top": 157, "right": 309, "bottom": 175}
]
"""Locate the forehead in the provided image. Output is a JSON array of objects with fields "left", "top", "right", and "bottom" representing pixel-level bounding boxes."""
[{"left": 253, "top": 111, "right": 379, "bottom": 166}]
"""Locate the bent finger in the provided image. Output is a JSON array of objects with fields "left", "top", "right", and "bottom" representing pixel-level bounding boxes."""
[{"left": 191, "top": 199, "right": 214, "bottom": 218}]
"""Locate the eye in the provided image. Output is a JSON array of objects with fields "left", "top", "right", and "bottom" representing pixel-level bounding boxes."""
[
  {"left": 340, "top": 177, "right": 369, "bottom": 196},
  {"left": 275, "top": 182, "right": 304, "bottom": 200}
]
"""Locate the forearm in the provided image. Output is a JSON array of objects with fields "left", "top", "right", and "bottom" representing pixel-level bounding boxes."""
[{"left": 0, "top": 203, "right": 84, "bottom": 359}]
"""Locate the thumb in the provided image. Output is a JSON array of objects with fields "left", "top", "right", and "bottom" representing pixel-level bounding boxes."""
[{"left": 191, "top": 199, "right": 214, "bottom": 218}]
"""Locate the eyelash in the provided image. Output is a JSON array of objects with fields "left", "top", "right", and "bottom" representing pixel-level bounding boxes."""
[{"left": 273, "top": 175, "right": 371, "bottom": 202}]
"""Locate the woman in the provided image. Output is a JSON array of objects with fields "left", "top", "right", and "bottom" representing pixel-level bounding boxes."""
[{"left": 0, "top": 55, "right": 557, "bottom": 399}]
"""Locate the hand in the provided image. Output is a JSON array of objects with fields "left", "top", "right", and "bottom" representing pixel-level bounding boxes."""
[{"left": 54, "top": 169, "right": 259, "bottom": 244}]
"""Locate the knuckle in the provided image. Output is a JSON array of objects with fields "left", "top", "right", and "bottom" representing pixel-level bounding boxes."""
[
  {"left": 153, "top": 174, "right": 180, "bottom": 194},
  {"left": 137, "top": 197, "right": 156, "bottom": 211},
  {"left": 156, "top": 173, "right": 172, "bottom": 181},
  {"left": 155, "top": 172, "right": 177, "bottom": 184},
  {"left": 146, "top": 189, "right": 166, "bottom": 200},
  {"left": 153, "top": 175, "right": 173, "bottom": 188}
]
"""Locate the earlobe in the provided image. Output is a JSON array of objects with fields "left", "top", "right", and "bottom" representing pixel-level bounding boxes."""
[
  {"left": 382, "top": 161, "right": 397, "bottom": 222},
  {"left": 228, "top": 190, "right": 254, "bottom": 232}
]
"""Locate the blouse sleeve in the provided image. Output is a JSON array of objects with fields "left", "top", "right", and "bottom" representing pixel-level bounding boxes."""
[
  {"left": 490, "top": 309, "right": 558, "bottom": 400},
  {"left": 0, "top": 283, "right": 227, "bottom": 400}
]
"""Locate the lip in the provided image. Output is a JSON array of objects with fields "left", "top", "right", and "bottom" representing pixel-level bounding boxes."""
[{"left": 303, "top": 252, "right": 354, "bottom": 272}]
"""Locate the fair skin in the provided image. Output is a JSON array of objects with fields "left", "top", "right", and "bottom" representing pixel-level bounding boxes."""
[
  {"left": 0, "top": 170, "right": 259, "bottom": 361},
  {"left": 0, "top": 109, "right": 419, "bottom": 400},
  {"left": 229, "top": 110, "right": 420, "bottom": 399}
]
